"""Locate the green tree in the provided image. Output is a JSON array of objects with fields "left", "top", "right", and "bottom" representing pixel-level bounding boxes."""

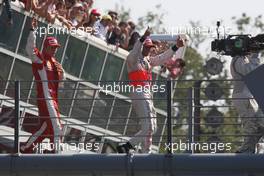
[
  {"left": 114, "top": 3, "right": 166, "bottom": 33},
  {"left": 232, "top": 13, "right": 264, "bottom": 33},
  {"left": 188, "top": 21, "right": 206, "bottom": 49},
  {"left": 113, "top": 4, "right": 131, "bottom": 22},
  {"left": 137, "top": 4, "right": 166, "bottom": 33},
  {"left": 231, "top": 13, "right": 251, "bottom": 33}
]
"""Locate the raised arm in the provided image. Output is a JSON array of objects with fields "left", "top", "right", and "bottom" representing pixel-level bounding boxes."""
[
  {"left": 126, "top": 40, "right": 143, "bottom": 63},
  {"left": 127, "top": 27, "right": 151, "bottom": 65},
  {"left": 25, "top": 18, "right": 42, "bottom": 64}
]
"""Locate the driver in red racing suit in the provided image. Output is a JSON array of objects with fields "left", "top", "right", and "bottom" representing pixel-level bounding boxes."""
[{"left": 20, "top": 19, "right": 65, "bottom": 153}]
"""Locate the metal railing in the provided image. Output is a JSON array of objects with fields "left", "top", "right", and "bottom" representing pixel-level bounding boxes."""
[
  {"left": 0, "top": 80, "right": 172, "bottom": 154},
  {"left": 1, "top": 79, "right": 262, "bottom": 154}
]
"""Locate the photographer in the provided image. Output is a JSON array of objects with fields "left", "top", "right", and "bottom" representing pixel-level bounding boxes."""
[{"left": 231, "top": 53, "right": 264, "bottom": 153}]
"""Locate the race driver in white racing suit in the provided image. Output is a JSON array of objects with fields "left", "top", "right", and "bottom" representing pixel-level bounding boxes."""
[{"left": 117, "top": 27, "right": 185, "bottom": 153}]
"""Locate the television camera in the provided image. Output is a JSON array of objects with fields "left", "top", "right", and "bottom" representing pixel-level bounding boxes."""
[{"left": 211, "top": 21, "right": 264, "bottom": 56}]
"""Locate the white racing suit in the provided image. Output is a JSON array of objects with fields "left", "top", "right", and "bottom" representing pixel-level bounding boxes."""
[
  {"left": 231, "top": 54, "right": 264, "bottom": 153},
  {"left": 127, "top": 39, "right": 178, "bottom": 153},
  {"left": 129, "top": 89, "right": 157, "bottom": 153}
]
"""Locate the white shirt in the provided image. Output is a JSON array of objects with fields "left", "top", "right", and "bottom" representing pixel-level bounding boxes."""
[{"left": 93, "top": 21, "right": 108, "bottom": 41}]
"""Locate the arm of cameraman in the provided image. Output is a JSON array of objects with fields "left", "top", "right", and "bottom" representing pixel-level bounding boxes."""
[{"left": 232, "top": 55, "right": 262, "bottom": 76}]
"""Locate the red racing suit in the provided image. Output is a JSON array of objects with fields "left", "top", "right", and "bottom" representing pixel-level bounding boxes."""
[{"left": 21, "top": 31, "right": 64, "bottom": 153}]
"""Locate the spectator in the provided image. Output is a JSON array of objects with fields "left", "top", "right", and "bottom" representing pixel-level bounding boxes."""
[
  {"left": 108, "top": 10, "right": 118, "bottom": 26},
  {"left": 107, "top": 26, "right": 122, "bottom": 45},
  {"left": 162, "top": 58, "right": 186, "bottom": 79},
  {"left": 86, "top": 0, "right": 94, "bottom": 7},
  {"left": 32, "top": 0, "right": 54, "bottom": 20},
  {"left": 93, "top": 14, "right": 112, "bottom": 41},
  {"left": 0, "top": 0, "right": 13, "bottom": 25},
  {"left": 38, "top": 0, "right": 46, "bottom": 4},
  {"left": 17, "top": 0, "right": 31, "bottom": 11},
  {"left": 83, "top": 8, "right": 100, "bottom": 28},
  {"left": 55, "top": 0, "right": 67, "bottom": 18},
  {"left": 13, "top": 0, "right": 142, "bottom": 50},
  {"left": 81, "top": 1, "right": 90, "bottom": 21},
  {"left": 107, "top": 10, "right": 118, "bottom": 36},
  {"left": 107, "top": 22, "right": 130, "bottom": 49},
  {"left": 81, "top": 0, "right": 93, "bottom": 9},
  {"left": 127, "top": 21, "right": 140, "bottom": 51},
  {"left": 68, "top": 3, "right": 85, "bottom": 27},
  {"left": 118, "top": 21, "right": 129, "bottom": 49},
  {"left": 31, "top": 0, "right": 63, "bottom": 24},
  {"left": 65, "top": 0, "right": 75, "bottom": 10},
  {"left": 55, "top": 0, "right": 72, "bottom": 29},
  {"left": 46, "top": 0, "right": 59, "bottom": 23}
]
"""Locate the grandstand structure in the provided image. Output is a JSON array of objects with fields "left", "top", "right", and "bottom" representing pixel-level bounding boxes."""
[
  {"left": 1, "top": 2, "right": 264, "bottom": 176},
  {"left": 0, "top": 2, "right": 171, "bottom": 153}
]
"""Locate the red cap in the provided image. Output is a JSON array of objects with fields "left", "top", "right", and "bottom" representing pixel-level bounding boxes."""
[
  {"left": 91, "top": 9, "right": 101, "bottom": 16},
  {"left": 44, "top": 37, "right": 61, "bottom": 48},
  {"left": 143, "top": 38, "right": 155, "bottom": 48}
]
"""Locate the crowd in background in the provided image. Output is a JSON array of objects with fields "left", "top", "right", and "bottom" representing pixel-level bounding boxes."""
[
  {"left": 1, "top": 0, "right": 174, "bottom": 53},
  {"left": 0, "top": 0, "right": 142, "bottom": 51}
]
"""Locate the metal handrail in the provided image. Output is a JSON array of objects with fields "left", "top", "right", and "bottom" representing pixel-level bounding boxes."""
[{"left": 0, "top": 79, "right": 262, "bottom": 154}]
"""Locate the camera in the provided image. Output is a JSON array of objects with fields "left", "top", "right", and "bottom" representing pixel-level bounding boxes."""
[
  {"left": 211, "top": 34, "right": 264, "bottom": 56},
  {"left": 211, "top": 22, "right": 264, "bottom": 56}
]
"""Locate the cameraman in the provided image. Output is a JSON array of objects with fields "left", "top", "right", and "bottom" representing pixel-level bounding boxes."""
[{"left": 231, "top": 53, "right": 264, "bottom": 153}]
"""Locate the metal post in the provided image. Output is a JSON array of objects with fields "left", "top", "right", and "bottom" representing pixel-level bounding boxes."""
[
  {"left": 166, "top": 80, "right": 172, "bottom": 154},
  {"left": 14, "top": 81, "right": 20, "bottom": 154},
  {"left": 193, "top": 81, "right": 202, "bottom": 153},
  {"left": 187, "top": 87, "right": 193, "bottom": 153}
]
